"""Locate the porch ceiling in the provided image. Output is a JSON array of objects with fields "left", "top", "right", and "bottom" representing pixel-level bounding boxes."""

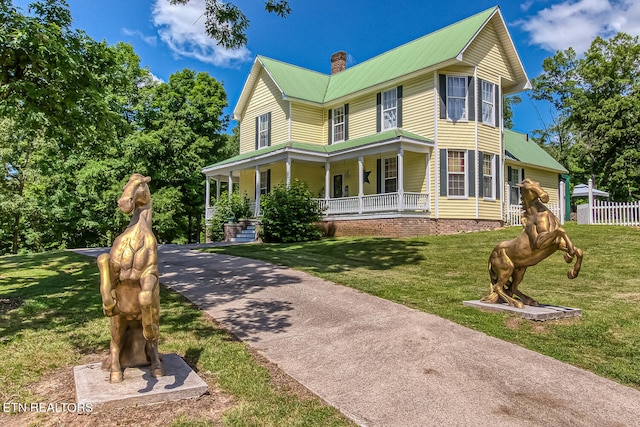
[{"left": 202, "top": 129, "right": 434, "bottom": 176}]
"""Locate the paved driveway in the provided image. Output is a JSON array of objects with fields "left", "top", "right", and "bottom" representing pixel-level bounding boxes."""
[{"left": 74, "top": 244, "right": 640, "bottom": 427}]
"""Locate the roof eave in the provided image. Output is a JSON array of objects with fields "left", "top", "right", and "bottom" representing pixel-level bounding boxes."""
[{"left": 232, "top": 56, "right": 288, "bottom": 121}]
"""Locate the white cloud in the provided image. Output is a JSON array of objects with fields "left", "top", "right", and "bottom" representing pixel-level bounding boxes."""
[
  {"left": 519, "top": 0, "right": 640, "bottom": 52},
  {"left": 152, "top": 0, "right": 251, "bottom": 68},
  {"left": 122, "top": 28, "right": 158, "bottom": 46}
]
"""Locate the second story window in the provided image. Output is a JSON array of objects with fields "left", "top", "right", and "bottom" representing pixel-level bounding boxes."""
[
  {"left": 447, "top": 76, "right": 467, "bottom": 121},
  {"left": 333, "top": 106, "right": 345, "bottom": 143},
  {"left": 481, "top": 81, "right": 495, "bottom": 126},
  {"left": 256, "top": 112, "right": 271, "bottom": 149},
  {"left": 382, "top": 88, "right": 398, "bottom": 130}
]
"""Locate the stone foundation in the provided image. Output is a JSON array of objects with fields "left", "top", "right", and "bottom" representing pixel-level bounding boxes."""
[{"left": 319, "top": 217, "right": 503, "bottom": 238}]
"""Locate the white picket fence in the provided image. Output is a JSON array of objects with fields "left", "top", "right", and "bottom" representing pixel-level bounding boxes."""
[
  {"left": 504, "top": 203, "right": 561, "bottom": 226},
  {"left": 577, "top": 200, "right": 640, "bottom": 226}
]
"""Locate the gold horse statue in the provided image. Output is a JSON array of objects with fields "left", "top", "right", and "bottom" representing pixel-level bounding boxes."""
[
  {"left": 482, "top": 179, "right": 583, "bottom": 308},
  {"left": 97, "top": 173, "right": 163, "bottom": 382}
]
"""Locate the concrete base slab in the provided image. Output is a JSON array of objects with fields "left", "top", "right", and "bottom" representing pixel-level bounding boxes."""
[
  {"left": 74, "top": 353, "right": 208, "bottom": 411},
  {"left": 463, "top": 300, "right": 582, "bottom": 321}
]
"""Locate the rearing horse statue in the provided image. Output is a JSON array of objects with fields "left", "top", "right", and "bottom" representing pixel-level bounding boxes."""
[
  {"left": 482, "top": 179, "right": 583, "bottom": 309},
  {"left": 97, "top": 173, "right": 163, "bottom": 382}
]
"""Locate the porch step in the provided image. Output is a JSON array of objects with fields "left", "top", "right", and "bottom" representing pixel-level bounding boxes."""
[{"left": 231, "top": 225, "right": 257, "bottom": 243}]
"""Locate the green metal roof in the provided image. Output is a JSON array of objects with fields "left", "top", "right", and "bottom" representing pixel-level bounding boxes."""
[
  {"left": 202, "top": 129, "right": 433, "bottom": 172},
  {"left": 504, "top": 129, "right": 568, "bottom": 173},
  {"left": 257, "top": 56, "right": 330, "bottom": 103},
  {"left": 324, "top": 7, "right": 496, "bottom": 101},
  {"left": 254, "top": 7, "right": 497, "bottom": 105}
]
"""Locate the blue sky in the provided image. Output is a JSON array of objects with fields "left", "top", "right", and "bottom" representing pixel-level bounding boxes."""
[{"left": 13, "top": 0, "right": 640, "bottom": 134}]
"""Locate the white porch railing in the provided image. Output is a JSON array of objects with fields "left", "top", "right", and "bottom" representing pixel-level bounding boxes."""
[
  {"left": 504, "top": 203, "right": 561, "bottom": 226},
  {"left": 314, "top": 192, "right": 430, "bottom": 216},
  {"left": 578, "top": 199, "right": 640, "bottom": 225}
]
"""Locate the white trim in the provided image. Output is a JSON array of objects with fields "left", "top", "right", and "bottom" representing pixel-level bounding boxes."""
[
  {"left": 433, "top": 71, "right": 439, "bottom": 218},
  {"left": 474, "top": 67, "right": 479, "bottom": 219}
]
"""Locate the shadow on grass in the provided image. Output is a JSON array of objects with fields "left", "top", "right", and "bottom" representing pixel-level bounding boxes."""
[
  {"left": 206, "top": 237, "right": 429, "bottom": 274},
  {"left": 0, "top": 251, "right": 239, "bottom": 356}
]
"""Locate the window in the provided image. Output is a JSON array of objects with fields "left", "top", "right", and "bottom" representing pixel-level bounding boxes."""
[
  {"left": 260, "top": 170, "right": 269, "bottom": 195},
  {"left": 481, "top": 81, "right": 495, "bottom": 126},
  {"left": 447, "top": 150, "right": 466, "bottom": 196},
  {"left": 382, "top": 88, "right": 397, "bottom": 130},
  {"left": 258, "top": 113, "right": 270, "bottom": 148},
  {"left": 332, "top": 106, "right": 345, "bottom": 143},
  {"left": 509, "top": 167, "right": 522, "bottom": 204},
  {"left": 483, "top": 153, "right": 494, "bottom": 199},
  {"left": 384, "top": 157, "right": 397, "bottom": 193},
  {"left": 447, "top": 76, "right": 467, "bottom": 121}
]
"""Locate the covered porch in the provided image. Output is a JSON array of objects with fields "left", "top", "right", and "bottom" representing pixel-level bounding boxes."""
[{"left": 202, "top": 130, "right": 434, "bottom": 223}]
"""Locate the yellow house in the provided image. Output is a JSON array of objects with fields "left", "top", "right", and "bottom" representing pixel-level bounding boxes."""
[{"left": 202, "top": 6, "right": 568, "bottom": 237}]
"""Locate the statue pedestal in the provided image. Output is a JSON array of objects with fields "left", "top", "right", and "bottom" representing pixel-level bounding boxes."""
[
  {"left": 74, "top": 353, "right": 208, "bottom": 411},
  {"left": 463, "top": 300, "right": 582, "bottom": 321}
]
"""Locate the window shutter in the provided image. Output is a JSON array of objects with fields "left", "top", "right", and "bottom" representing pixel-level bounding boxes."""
[
  {"left": 495, "top": 155, "right": 501, "bottom": 199},
  {"left": 376, "top": 159, "right": 382, "bottom": 193},
  {"left": 521, "top": 168, "right": 525, "bottom": 182},
  {"left": 344, "top": 104, "right": 349, "bottom": 141},
  {"left": 495, "top": 85, "right": 500, "bottom": 127},
  {"left": 255, "top": 116, "right": 259, "bottom": 150},
  {"left": 266, "top": 169, "right": 271, "bottom": 194},
  {"left": 439, "top": 75, "right": 447, "bottom": 119},
  {"left": 328, "top": 109, "right": 333, "bottom": 145},
  {"left": 468, "top": 150, "right": 475, "bottom": 197},
  {"left": 439, "top": 149, "right": 447, "bottom": 196},
  {"left": 478, "top": 150, "right": 484, "bottom": 196},
  {"left": 467, "top": 76, "right": 475, "bottom": 121},
  {"left": 508, "top": 166, "right": 513, "bottom": 186},
  {"left": 376, "top": 93, "right": 382, "bottom": 132},
  {"left": 267, "top": 112, "right": 272, "bottom": 146},
  {"left": 396, "top": 86, "right": 403, "bottom": 128}
]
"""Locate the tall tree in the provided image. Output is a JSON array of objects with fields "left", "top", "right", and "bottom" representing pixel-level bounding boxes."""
[
  {"left": 124, "top": 69, "right": 229, "bottom": 243},
  {"left": 530, "top": 33, "right": 640, "bottom": 201},
  {"left": 572, "top": 33, "right": 640, "bottom": 201},
  {"left": 168, "top": 0, "right": 291, "bottom": 48},
  {"left": 0, "top": 1, "right": 146, "bottom": 253}
]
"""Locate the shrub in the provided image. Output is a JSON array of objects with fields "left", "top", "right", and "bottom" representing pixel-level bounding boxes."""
[
  {"left": 260, "top": 180, "right": 324, "bottom": 243},
  {"left": 208, "top": 192, "right": 252, "bottom": 242}
]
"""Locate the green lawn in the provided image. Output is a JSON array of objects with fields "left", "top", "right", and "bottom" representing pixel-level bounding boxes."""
[
  {"left": 206, "top": 223, "right": 640, "bottom": 389},
  {"left": 0, "top": 251, "right": 352, "bottom": 426}
]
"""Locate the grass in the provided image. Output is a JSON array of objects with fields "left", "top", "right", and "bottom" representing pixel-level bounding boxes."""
[
  {"left": 205, "top": 223, "right": 640, "bottom": 389},
  {"left": 0, "top": 251, "right": 352, "bottom": 426}
]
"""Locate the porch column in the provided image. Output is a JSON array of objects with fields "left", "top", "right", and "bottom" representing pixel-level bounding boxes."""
[
  {"left": 358, "top": 156, "right": 364, "bottom": 214},
  {"left": 397, "top": 148, "right": 405, "bottom": 211},
  {"left": 286, "top": 156, "right": 291, "bottom": 187},
  {"left": 228, "top": 171, "right": 233, "bottom": 202},
  {"left": 426, "top": 152, "right": 431, "bottom": 210},
  {"left": 205, "top": 176, "right": 211, "bottom": 210},
  {"left": 324, "top": 162, "right": 330, "bottom": 202},
  {"left": 215, "top": 178, "right": 221, "bottom": 200},
  {"left": 255, "top": 166, "right": 261, "bottom": 217},
  {"left": 559, "top": 180, "right": 566, "bottom": 225}
]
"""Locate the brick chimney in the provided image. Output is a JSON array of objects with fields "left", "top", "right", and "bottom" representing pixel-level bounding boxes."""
[{"left": 331, "top": 51, "right": 347, "bottom": 74}]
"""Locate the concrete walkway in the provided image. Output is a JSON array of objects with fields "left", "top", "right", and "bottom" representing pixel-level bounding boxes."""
[{"left": 74, "top": 245, "right": 640, "bottom": 426}]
